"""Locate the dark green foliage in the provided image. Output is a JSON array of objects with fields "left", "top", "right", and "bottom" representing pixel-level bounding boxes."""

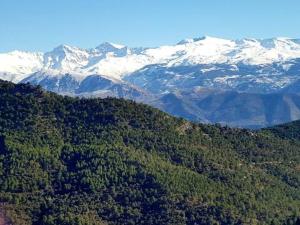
[
  {"left": 0, "top": 80, "right": 299, "bottom": 225},
  {"left": 266, "top": 120, "right": 300, "bottom": 140}
]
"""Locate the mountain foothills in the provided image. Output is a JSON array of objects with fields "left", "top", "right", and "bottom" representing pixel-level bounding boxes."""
[
  {"left": 1, "top": 37, "right": 300, "bottom": 128},
  {"left": 0, "top": 80, "right": 300, "bottom": 225}
]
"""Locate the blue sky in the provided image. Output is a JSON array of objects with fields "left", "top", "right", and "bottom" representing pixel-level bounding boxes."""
[{"left": 0, "top": 0, "right": 299, "bottom": 52}]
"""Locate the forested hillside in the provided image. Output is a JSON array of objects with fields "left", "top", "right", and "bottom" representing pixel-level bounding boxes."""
[{"left": 0, "top": 80, "right": 299, "bottom": 225}]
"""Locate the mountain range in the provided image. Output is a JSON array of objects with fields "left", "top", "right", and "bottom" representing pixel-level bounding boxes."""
[{"left": 1, "top": 36, "right": 300, "bottom": 128}]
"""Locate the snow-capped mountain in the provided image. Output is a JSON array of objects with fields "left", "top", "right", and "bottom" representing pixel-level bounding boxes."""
[
  {"left": 0, "top": 51, "right": 43, "bottom": 82},
  {"left": 2, "top": 36, "right": 300, "bottom": 85},
  {"left": 2, "top": 36, "right": 300, "bottom": 128}
]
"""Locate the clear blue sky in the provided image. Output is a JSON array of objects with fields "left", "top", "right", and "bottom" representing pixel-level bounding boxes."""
[{"left": 0, "top": 0, "right": 299, "bottom": 52}]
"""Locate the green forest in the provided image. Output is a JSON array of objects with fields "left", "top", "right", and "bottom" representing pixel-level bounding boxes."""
[{"left": 0, "top": 80, "right": 300, "bottom": 225}]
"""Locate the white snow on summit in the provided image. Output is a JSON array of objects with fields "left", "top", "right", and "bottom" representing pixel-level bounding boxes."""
[
  {"left": 1, "top": 36, "right": 300, "bottom": 83},
  {"left": 0, "top": 51, "right": 43, "bottom": 82},
  {"left": 43, "top": 45, "right": 90, "bottom": 73}
]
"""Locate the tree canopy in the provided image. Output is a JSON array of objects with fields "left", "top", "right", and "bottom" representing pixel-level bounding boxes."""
[{"left": 0, "top": 80, "right": 299, "bottom": 225}]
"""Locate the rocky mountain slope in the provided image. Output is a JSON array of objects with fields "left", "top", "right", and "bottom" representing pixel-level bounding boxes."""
[{"left": 1, "top": 36, "right": 300, "bottom": 127}]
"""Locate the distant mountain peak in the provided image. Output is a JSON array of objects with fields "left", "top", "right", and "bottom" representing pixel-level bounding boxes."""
[
  {"left": 1, "top": 35, "right": 300, "bottom": 89},
  {"left": 2, "top": 36, "right": 300, "bottom": 128},
  {"left": 50, "top": 44, "right": 85, "bottom": 54},
  {"left": 96, "top": 42, "right": 126, "bottom": 51},
  {"left": 177, "top": 36, "right": 211, "bottom": 45}
]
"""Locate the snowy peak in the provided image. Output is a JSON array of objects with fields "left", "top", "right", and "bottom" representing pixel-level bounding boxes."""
[
  {"left": 234, "top": 37, "right": 300, "bottom": 49},
  {"left": 96, "top": 42, "right": 126, "bottom": 50},
  {"left": 43, "top": 44, "right": 89, "bottom": 72},
  {"left": 2, "top": 36, "right": 300, "bottom": 129},
  {"left": 95, "top": 42, "right": 130, "bottom": 57},
  {"left": 46, "top": 44, "right": 89, "bottom": 60},
  {"left": 177, "top": 36, "right": 206, "bottom": 45},
  {"left": 177, "top": 36, "right": 228, "bottom": 45},
  {"left": 229, "top": 37, "right": 300, "bottom": 64},
  {"left": 0, "top": 50, "right": 43, "bottom": 82},
  {"left": 1, "top": 36, "right": 300, "bottom": 84}
]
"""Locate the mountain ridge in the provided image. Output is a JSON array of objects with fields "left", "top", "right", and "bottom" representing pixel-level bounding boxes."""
[
  {"left": 2, "top": 36, "right": 300, "bottom": 128},
  {"left": 2, "top": 36, "right": 300, "bottom": 82},
  {"left": 0, "top": 79, "right": 300, "bottom": 224}
]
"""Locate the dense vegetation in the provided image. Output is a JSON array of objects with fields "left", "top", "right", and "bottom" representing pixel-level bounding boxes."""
[{"left": 0, "top": 80, "right": 299, "bottom": 225}]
